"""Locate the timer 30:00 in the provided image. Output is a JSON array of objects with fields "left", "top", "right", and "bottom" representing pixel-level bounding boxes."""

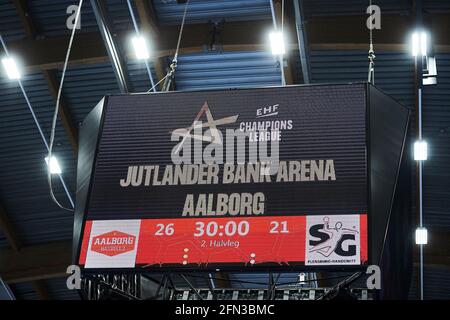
[{"left": 154, "top": 220, "right": 290, "bottom": 237}]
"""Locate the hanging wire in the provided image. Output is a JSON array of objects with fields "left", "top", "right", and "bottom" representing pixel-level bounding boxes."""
[
  {"left": 367, "top": 0, "right": 376, "bottom": 84},
  {"left": 146, "top": 70, "right": 172, "bottom": 93},
  {"left": 147, "top": 0, "right": 190, "bottom": 93},
  {"left": 174, "top": 0, "right": 190, "bottom": 64},
  {"left": 281, "top": 0, "right": 286, "bottom": 86},
  {"left": 126, "top": 0, "right": 157, "bottom": 91},
  {"left": 0, "top": 34, "right": 75, "bottom": 209},
  {"left": 48, "top": 0, "right": 84, "bottom": 212}
]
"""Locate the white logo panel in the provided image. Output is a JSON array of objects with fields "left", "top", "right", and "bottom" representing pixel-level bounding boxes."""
[
  {"left": 305, "top": 215, "right": 360, "bottom": 266},
  {"left": 85, "top": 220, "right": 141, "bottom": 269}
]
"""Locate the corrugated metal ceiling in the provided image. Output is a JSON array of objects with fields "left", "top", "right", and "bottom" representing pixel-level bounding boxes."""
[
  {"left": 302, "top": 0, "right": 412, "bottom": 16},
  {"left": 422, "top": 53, "right": 450, "bottom": 227},
  {"left": 154, "top": 0, "right": 272, "bottom": 25},
  {"left": 174, "top": 51, "right": 282, "bottom": 90},
  {"left": 409, "top": 265, "right": 450, "bottom": 300},
  {"left": 0, "top": 0, "right": 448, "bottom": 300},
  {"left": 0, "top": 0, "right": 26, "bottom": 41},
  {"left": 28, "top": 0, "right": 98, "bottom": 37},
  {"left": 0, "top": 73, "right": 75, "bottom": 246}
]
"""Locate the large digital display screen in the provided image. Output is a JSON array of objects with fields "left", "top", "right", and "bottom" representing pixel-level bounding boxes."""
[{"left": 77, "top": 84, "right": 369, "bottom": 270}]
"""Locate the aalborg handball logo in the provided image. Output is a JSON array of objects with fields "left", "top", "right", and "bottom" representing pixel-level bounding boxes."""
[
  {"left": 91, "top": 230, "right": 136, "bottom": 257},
  {"left": 306, "top": 215, "right": 361, "bottom": 265}
]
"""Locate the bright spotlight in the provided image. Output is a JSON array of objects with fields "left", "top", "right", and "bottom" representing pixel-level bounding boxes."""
[
  {"left": 45, "top": 156, "right": 62, "bottom": 174},
  {"left": 269, "top": 31, "right": 285, "bottom": 56},
  {"left": 298, "top": 273, "right": 306, "bottom": 284},
  {"left": 415, "top": 227, "right": 428, "bottom": 245},
  {"left": 420, "top": 32, "right": 428, "bottom": 56},
  {"left": 1, "top": 57, "right": 21, "bottom": 80},
  {"left": 412, "top": 31, "right": 428, "bottom": 57},
  {"left": 131, "top": 35, "right": 150, "bottom": 60},
  {"left": 414, "top": 140, "right": 428, "bottom": 161}
]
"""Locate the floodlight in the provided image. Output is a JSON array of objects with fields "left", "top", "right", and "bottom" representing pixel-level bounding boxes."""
[
  {"left": 131, "top": 35, "right": 150, "bottom": 60},
  {"left": 1, "top": 57, "right": 21, "bottom": 80},
  {"left": 269, "top": 31, "right": 285, "bottom": 56},
  {"left": 415, "top": 227, "right": 428, "bottom": 245},
  {"left": 45, "top": 156, "right": 62, "bottom": 174},
  {"left": 412, "top": 31, "right": 428, "bottom": 57},
  {"left": 414, "top": 140, "right": 428, "bottom": 161}
]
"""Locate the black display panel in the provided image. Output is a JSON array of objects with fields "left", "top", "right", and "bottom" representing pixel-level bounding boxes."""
[{"left": 73, "top": 83, "right": 408, "bottom": 271}]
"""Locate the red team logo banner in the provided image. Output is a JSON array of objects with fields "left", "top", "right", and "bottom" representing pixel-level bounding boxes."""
[{"left": 79, "top": 214, "right": 367, "bottom": 268}]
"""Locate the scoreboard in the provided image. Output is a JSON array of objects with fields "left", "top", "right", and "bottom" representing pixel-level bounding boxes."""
[{"left": 73, "top": 83, "right": 408, "bottom": 271}]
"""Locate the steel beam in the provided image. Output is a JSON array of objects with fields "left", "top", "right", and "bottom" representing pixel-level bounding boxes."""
[
  {"left": 134, "top": 0, "right": 159, "bottom": 36},
  {"left": 0, "top": 202, "right": 21, "bottom": 252},
  {"left": 0, "top": 277, "right": 15, "bottom": 300},
  {"left": 31, "top": 280, "right": 50, "bottom": 300},
  {"left": 293, "top": 0, "right": 310, "bottom": 83},
  {"left": 0, "top": 201, "right": 54, "bottom": 299},
  {"left": 0, "top": 241, "right": 71, "bottom": 284},
  {"left": 90, "top": 0, "right": 131, "bottom": 93},
  {"left": 11, "top": 0, "right": 36, "bottom": 38},
  {"left": 6, "top": 15, "right": 450, "bottom": 74},
  {"left": 273, "top": 0, "right": 295, "bottom": 85}
]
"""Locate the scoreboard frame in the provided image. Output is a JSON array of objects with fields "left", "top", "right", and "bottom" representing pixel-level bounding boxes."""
[{"left": 73, "top": 83, "right": 409, "bottom": 273}]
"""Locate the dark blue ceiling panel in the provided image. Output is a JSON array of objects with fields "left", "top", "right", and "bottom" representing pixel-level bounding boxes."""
[
  {"left": 28, "top": 0, "right": 98, "bottom": 37},
  {"left": 174, "top": 51, "right": 282, "bottom": 90},
  {"left": 309, "top": 50, "right": 415, "bottom": 108},
  {"left": 46, "top": 278, "right": 80, "bottom": 300},
  {"left": 0, "top": 0, "right": 27, "bottom": 41},
  {"left": 0, "top": 72, "right": 76, "bottom": 246},
  {"left": 56, "top": 62, "right": 120, "bottom": 124},
  {"left": 303, "top": 0, "right": 411, "bottom": 17},
  {"left": 153, "top": 0, "right": 271, "bottom": 25},
  {"left": 423, "top": 53, "right": 450, "bottom": 228},
  {"left": 127, "top": 59, "right": 159, "bottom": 93},
  {"left": 106, "top": 0, "right": 136, "bottom": 32},
  {"left": 424, "top": 0, "right": 450, "bottom": 13},
  {"left": 409, "top": 265, "right": 450, "bottom": 300},
  {"left": 9, "top": 282, "right": 38, "bottom": 300}
]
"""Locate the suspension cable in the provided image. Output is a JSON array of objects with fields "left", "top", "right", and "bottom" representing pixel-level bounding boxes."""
[
  {"left": 367, "top": 0, "right": 376, "bottom": 84},
  {"left": 47, "top": 0, "right": 84, "bottom": 212},
  {"left": 174, "top": 0, "right": 190, "bottom": 64},
  {"left": 147, "top": 0, "right": 190, "bottom": 93}
]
